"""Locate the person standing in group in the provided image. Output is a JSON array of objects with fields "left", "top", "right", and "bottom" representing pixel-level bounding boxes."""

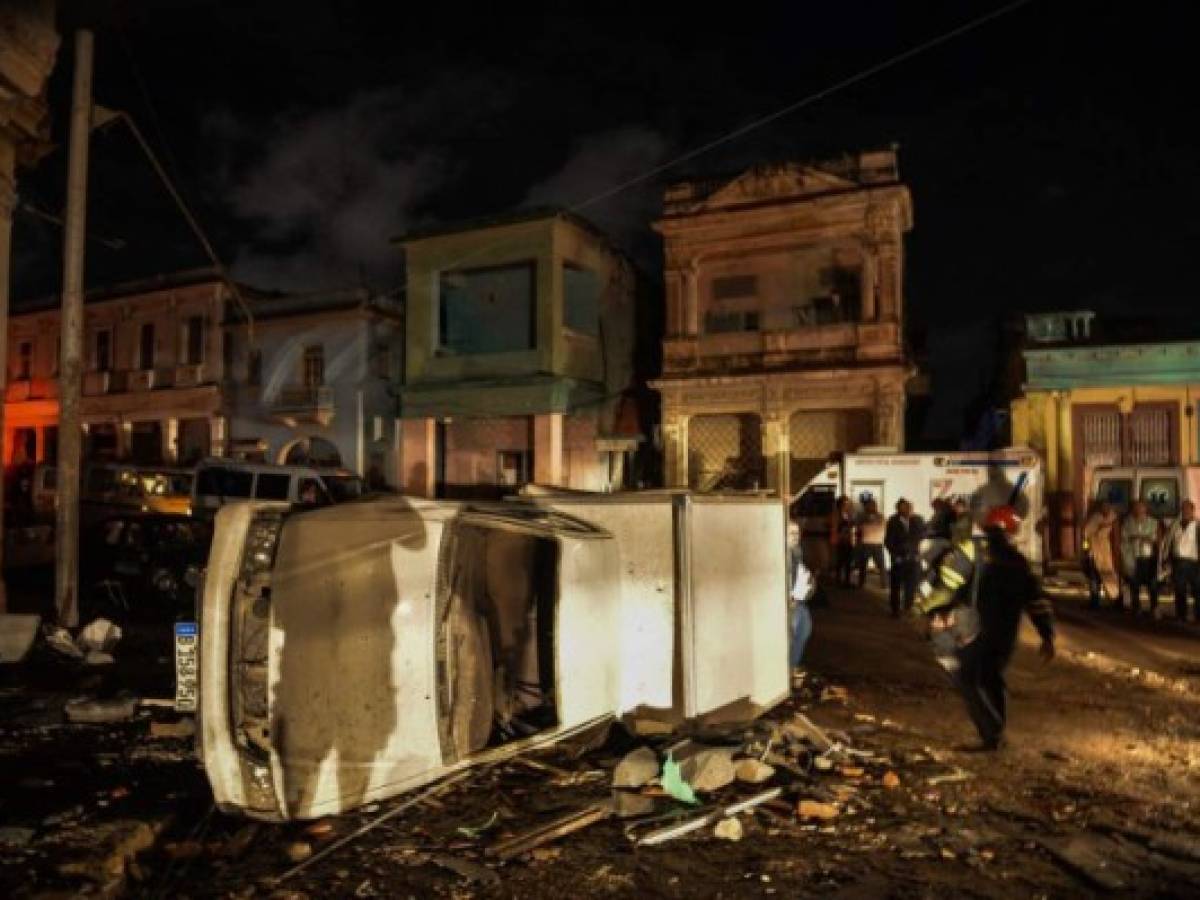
[
  {"left": 885, "top": 498, "right": 925, "bottom": 617},
  {"left": 1120, "top": 500, "right": 1161, "bottom": 618},
  {"left": 787, "top": 520, "right": 814, "bottom": 678},
  {"left": 855, "top": 497, "right": 887, "bottom": 589},
  {"left": 1160, "top": 499, "right": 1200, "bottom": 624},
  {"left": 830, "top": 495, "right": 856, "bottom": 587},
  {"left": 1082, "top": 501, "right": 1120, "bottom": 609}
]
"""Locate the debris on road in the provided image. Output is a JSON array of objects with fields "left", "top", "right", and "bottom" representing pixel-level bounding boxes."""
[
  {"left": 713, "top": 816, "right": 744, "bottom": 841},
  {"left": 612, "top": 746, "right": 658, "bottom": 788},
  {"left": 487, "top": 802, "right": 614, "bottom": 861},
  {"left": 64, "top": 694, "right": 139, "bottom": 724},
  {"left": 77, "top": 618, "right": 123, "bottom": 654}
]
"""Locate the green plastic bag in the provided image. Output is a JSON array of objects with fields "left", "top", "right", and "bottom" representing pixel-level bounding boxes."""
[{"left": 661, "top": 753, "right": 699, "bottom": 805}]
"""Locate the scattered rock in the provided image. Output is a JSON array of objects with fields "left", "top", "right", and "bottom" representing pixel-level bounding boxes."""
[
  {"left": 149, "top": 719, "right": 196, "bottom": 740},
  {"left": 45, "top": 626, "right": 84, "bottom": 660},
  {"left": 305, "top": 820, "right": 335, "bottom": 840},
  {"left": 57, "top": 817, "right": 170, "bottom": 883},
  {"left": 64, "top": 695, "right": 138, "bottom": 724},
  {"left": 840, "top": 766, "right": 865, "bottom": 778},
  {"left": 531, "top": 847, "right": 561, "bottom": 862},
  {"left": 77, "top": 619, "right": 123, "bottom": 654},
  {"left": 83, "top": 650, "right": 115, "bottom": 666},
  {"left": 882, "top": 772, "right": 901, "bottom": 790},
  {"left": 797, "top": 800, "right": 839, "bottom": 821},
  {"left": 284, "top": 841, "right": 313, "bottom": 864},
  {"left": 713, "top": 817, "right": 744, "bottom": 842},
  {"left": 813, "top": 757, "right": 834, "bottom": 772},
  {"left": 0, "top": 827, "right": 36, "bottom": 846},
  {"left": 611, "top": 790, "right": 657, "bottom": 818},
  {"left": 679, "top": 749, "right": 735, "bottom": 793},
  {"left": 734, "top": 759, "right": 775, "bottom": 785},
  {"left": 613, "top": 747, "right": 659, "bottom": 789}
]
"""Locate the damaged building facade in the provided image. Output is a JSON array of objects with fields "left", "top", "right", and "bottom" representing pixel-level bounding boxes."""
[
  {"left": 396, "top": 210, "right": 640, "bottom": 498},
  {"left": 5, "top": 270, "right": 404, "bottom": 485},
  {"left": 5, "top": 271, "right": 229, "bottom": 467},
  {"left": 652, "top": 149, "right": 913, "bottom": 498}
]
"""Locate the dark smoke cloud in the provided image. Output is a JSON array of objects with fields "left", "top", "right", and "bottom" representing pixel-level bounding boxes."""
[
  {"left": 522, "top": 126, "right": 671, "bottom": 256},
  {"left": 209, "top": 74, "right": 508, "bottom": 291}
]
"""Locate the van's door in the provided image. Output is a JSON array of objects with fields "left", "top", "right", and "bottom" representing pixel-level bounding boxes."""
[{"left": 684, "top": 496, "right": 789, "bottom": 717}]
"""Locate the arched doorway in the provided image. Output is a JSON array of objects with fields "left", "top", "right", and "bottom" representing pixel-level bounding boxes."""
[{"left": 280, "top": 436, "right": 343, "bottom": 468}]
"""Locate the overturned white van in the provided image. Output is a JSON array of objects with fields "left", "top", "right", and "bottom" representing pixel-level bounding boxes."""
[{"left": 198, "top": 493, "right": 789, "bottom": 821}]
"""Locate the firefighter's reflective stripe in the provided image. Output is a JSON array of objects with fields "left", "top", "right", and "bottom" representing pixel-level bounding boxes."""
[{"left": 917, "top": 538, "right": 977, "bottom": 616}]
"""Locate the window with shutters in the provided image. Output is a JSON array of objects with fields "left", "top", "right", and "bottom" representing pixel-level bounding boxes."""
[{"left": 1128, "top": 405, "right": 1174, "bottom": 466}]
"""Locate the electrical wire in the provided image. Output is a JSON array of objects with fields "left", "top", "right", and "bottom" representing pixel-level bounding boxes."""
[{"left": 385, "top": 0, "right": 1037, "bottom": 296}]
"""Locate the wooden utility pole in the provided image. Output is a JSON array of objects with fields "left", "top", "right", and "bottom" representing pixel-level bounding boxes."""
[{"left": 54, "top": 30, "right": 93, "bottom": 628}]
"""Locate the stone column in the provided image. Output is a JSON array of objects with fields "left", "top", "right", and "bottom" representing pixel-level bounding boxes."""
[
  {"left": 400, "top": 417, "right": 436, "bottom": 498},
  {"left": 533, "top": 412, "right": 564, "bottom": 486},
  {"left": 164, "top": 417, "right": 179, "bottom": 463},
  {"left": 875, "top": 388, "right": 905, "bottom": 450},
  {"left": 877, "top": 243, "right": 900, "bottom": 323},
  {"left": 761, "top": 413, "right": 786, "bottom": 496},
  {"left": 664, "top": 269, "right": 683, "bottom": 337},
  {"left": 683, "top": 264, "right": 700, "bottom": 337},
  {"left": 860, "top": 253, "right": 876, "bottom": 323},
  {"left": 210, "top": 415, "right": 227, "bottom": 458}
]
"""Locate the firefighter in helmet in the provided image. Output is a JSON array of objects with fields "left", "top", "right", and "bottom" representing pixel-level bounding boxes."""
[{"left": 914, "top": 500, "right": 1055, "bottom": 750}]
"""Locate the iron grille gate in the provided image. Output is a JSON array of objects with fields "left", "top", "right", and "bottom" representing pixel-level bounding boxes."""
[{"left": 687, "top": 413, "right": 765, "bottom": 491}]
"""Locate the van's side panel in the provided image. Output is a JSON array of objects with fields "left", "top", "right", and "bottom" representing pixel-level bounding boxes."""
[
  {"left": 268, "top": 510, "right": 445, "bottom": 819},
  {"left": 685, "top": 497, "right": 789, "bottom": 715}
]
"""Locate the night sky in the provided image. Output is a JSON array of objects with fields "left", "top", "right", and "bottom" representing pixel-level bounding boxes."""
[{"left": 11, "top": 1, "right": 1199, "bottom": 440}]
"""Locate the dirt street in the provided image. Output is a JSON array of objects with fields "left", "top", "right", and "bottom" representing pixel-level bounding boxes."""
[{"left": 3, "top": 584, "right": 1200, "bottom": 898}]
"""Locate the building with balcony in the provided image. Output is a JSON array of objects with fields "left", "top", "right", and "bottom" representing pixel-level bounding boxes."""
[
  {"left": 5, "top": 269, "right": 229, "bottom": 468},
  {"left": 395, "top": 209, "right": 640, "bottom": 498},
  {"left": 223, "top": 287, "right": 404, "bottom": 487},
  {"left": 651, "top": 149, "right": 913, "bottom": 496},
  {"left": 1010, "top": 310, "right": 1200, "bottom": 558},
  {"left": 5, "top": 271, "right": 405, "bottom": 489}
]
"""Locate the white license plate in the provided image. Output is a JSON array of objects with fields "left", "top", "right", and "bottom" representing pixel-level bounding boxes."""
[{"left": 174, "top": 621, "right": 199, "bottom": 713}]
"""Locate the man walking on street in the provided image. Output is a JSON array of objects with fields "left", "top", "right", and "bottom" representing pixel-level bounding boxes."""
[
  {"left": 914, "top": 504, "right": 1055, "bottom": 751},
  {"left": 885, "top": 498, "right": 924, "bottom": 617},
  {"left": 1121, "top": 500, "right": 1161, "bottom": 617},
  {"left": 855, "top": 498, "right": 887, "bottom": 589},
  {"left": 1161, "top": 499, "right": 1200, "bottom": 623}
]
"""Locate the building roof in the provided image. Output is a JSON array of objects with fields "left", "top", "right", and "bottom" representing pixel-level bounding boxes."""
[
  {"left": 11, "top": 266, "right": 238, "bottom": 314},
  {"left": 391, "top": 206, "right": 616, "bottom": 249}
]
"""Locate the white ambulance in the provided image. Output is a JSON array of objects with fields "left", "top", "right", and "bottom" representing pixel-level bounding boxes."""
[{"left": 790, "top": 447, "right": 1045, "bottom": 562}]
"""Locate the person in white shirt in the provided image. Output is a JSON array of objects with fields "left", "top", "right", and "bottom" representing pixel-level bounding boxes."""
[
  {"left": 788, "top": 521, "right": 813, "bottom": 675},
  {"left": 1161, "top": 500, "right": 1200, "bottom": 623}
]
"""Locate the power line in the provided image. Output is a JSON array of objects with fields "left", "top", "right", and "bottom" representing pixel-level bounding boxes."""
[{"left": 386, "top": 0, "right": 1036, "bottom": 296}]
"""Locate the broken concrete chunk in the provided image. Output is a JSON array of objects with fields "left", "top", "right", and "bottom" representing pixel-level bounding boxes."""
[
  {"left": 284, "top": 841, "right": 313, "bottom": 863},
  {"left": 149, "top": 719, "right": 196, "bottom": 740},
  {"left": 613, "top": 746, "right": 659, "bottom": 788},
  {"left": 611, "top": 790, "right": 657, "bottom": 818},
  {"left": 77, "top": 619, "right": 123, "bottom": 654},
  {"left": 734, "top": 759, "right": 775, "bottom": 785},
  {"left": 882, "top": 772, "right": 901, "bottom": 789},
  {"left": 679, "top": 749, "right": 735, "bottom": 793},
  {"left": 784, "top": 713, "right": 833, "bottom": 752},
  {"left": 713, "top": 817, "right": 744, "bottom": 841},
  {"left": 65, "top": 695, "right": 139, "bottom": 724},
  {"left": 797, "top": 800, "right": 839, "bottom": 821},
  {"left": 45, "top": 626, "right": 84, "bottom": 660}
]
